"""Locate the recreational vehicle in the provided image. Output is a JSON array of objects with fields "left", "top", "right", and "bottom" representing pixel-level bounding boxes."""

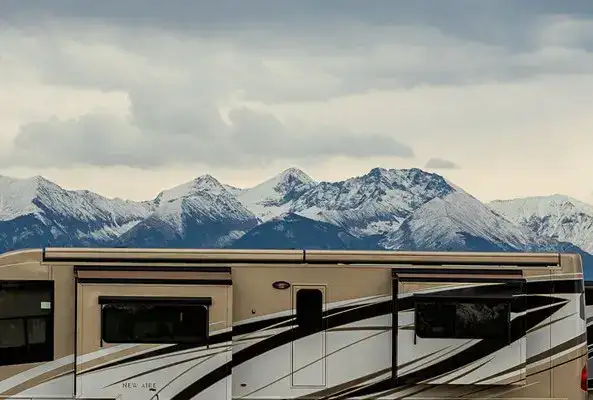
[{"left": 0, "top": 247, "right": 587, "bottom": 399}]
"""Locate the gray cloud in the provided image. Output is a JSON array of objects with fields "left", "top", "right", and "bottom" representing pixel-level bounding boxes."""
[
  {"left": 4, "top": 1, "right": 593, "bottom": 61},
  {"left": 425, "top": 158, "right": 460, "bottom": 169},
  {"left": 3, "top": 1, "right": 592, "bottom": 44},
  {"left": 5, "top": 17, "right": 593, "bottom": 107},
  {"left": 5, "top": 106, "right": 413, "bottom": 169},
  {"left": 1, "top": 0, "right": 592, "bottom": 169}
]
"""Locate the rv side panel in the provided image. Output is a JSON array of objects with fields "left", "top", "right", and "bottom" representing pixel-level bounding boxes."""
[
  {"left": 74, "top": 280, "right": 232, "bottom": 399},
  {"left": 231, "top": 265, "right": 392, "bottom": 399},
  {"left": 0, "top": 253, "right": 76, "bottom": 399}
]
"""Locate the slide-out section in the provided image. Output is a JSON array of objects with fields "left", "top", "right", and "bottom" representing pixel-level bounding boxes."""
[
  {"left": 393, "top": 268, "right": 527, "bottom": 397},
  {"left": 74, "top": 265, "right": 232, "bottom": 400}
]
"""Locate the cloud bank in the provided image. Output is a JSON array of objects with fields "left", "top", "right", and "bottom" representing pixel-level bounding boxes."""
[{"left": 0, "top": 0, "right": 592, "bottom": 173}]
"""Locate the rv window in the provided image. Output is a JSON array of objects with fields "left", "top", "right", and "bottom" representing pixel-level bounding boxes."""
[
  {"left": 585, "top": 288, "right": 593, "bottom": 305},
  {"left": 415, "top": 299, "right": 511, "bottom": 342},
  {"left": 296, "top": 288, "right": 324, "bottom": 331},
  {"left": 0, "top": 281, "right": 54, "bottom": 367},
  {"left": 101, "top": 301, "right": 209, "bottom": 344}
]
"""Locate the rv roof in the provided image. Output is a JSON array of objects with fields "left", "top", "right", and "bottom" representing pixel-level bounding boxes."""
[
  {"left": 0, "top": 247, "right": 568, "bottom": 268},
  {"left": 29, "top": 247, "right": 563, "bottom": 267}
]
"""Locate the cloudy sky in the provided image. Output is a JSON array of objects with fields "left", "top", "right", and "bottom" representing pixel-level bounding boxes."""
[{"left": 1, "top": 0, "right": 593, "bottom": 202}]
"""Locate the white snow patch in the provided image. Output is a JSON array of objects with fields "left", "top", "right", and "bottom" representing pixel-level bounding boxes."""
[
  {"left": 382, "top": 191, "right": 536, "bottom": 250},
  {"left": 0, "top": 175, "right": 153, "bottom": 224},
  {"left": 86, "top": 220, "right": 143, "bottom": 240},
  {"left": 238, "top": 167, "right": 315, "bottom": 221},
  {"left": 156, "top": 175, "right": 226, "bottom": 204},
  {"left": 489, "top": 194, "right": 593, "bottom": 253},
  {"left": 268, "top": 168, "right": 456, "bottom": 237},
  {"left": 0, "top": 176, "right": 46, "bottom": 220}
]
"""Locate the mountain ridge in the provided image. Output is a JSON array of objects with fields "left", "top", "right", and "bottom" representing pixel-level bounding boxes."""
[
  {"left": 1, "top": 167, "right": 592, "bottom": 277},
  {"left": 488, "top": 194, "right": 593, "bottom": 254}
]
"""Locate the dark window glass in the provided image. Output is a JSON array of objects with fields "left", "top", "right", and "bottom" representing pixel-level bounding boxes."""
[
  {"left": 0, "top": 281, "right": 54, "bottom": 366},
  {"left": 415, "top": 299, "right": 510, "bottom": 341},
  {"left": 101, "top": 302, "right": 209, "bottom": 344},
  {"left": 415, "top": 302, "right": 455, "bottom": 337},
  {"left": 0, "top": 319, "right": 26, "bottom": 347},
  {"left": 585, "top": 288, "right": 593, "bottom": 305},
  {"left": 27, "top": 318, "right": 47, "bottom": 344},
  {"left": 296, "top": 289, "right": 323, "bottom": 331}
]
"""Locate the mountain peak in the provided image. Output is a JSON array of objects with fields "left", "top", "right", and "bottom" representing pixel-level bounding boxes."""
[
  {"left": 276, "top": 167, "right": 315, "bottom": 186},
  {"left": 489, "top": 194, "right": 593, "bottom": 254},
  {"left": 381, "top": 190, "right": 533, "bottom": 252},
  {"left": 0, "top": 174, "right": 56, "bottom": 189},
  {"left": 0, "top": 174, "right": 62, "bottom": 204},
  {"left": 194, "top": 174, "right": 222, "bottom": 186},
  {"left": 236, "top": 168, "right": 316, "bottom": 222},
  {"left": 490, "top": 194, "right": 593, "bottom": 216},
  {"left": 354, "top": 167, "right": 454, "bottom": 197},
  {"left": 367, "top": 167, "right": 390, "bottom": 178},
  {"left": 155, "top": 174, "right": 226, "bottom": 204}
]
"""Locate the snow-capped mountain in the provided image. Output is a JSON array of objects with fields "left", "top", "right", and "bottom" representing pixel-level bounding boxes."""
[
  {"left": 0, "top": 175, "right": 153, "bottom": 250},
  {"left": 488, "top": 195, "right": 593, "bottom": 254},
  {"left": 0, "top": 167, "right": 592, "bottom": 278},
  {"left": 380, "top": 191, "right": 539, "bottom": 252},
  {"left": 239, "top": 167, "right": 456, "bottom": 237},
  {"left": 238, "top": 168, "right": 316, "bottom": 221},
  {"left": 116, "top": 175, "right": 259, "bottom": 248}
]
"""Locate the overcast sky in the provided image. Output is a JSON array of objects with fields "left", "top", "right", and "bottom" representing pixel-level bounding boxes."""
[{"left": 1, "top": 0, "right": 593, "bottom": 202}]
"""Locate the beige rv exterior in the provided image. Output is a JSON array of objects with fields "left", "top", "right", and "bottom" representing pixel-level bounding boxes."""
[{"left": 0, "top": 247, "right": 587, "bottom": 399}]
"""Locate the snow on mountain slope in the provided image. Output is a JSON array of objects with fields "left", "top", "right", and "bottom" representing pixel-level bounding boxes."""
[
  {"left": 2, "top": 168, "right": 593, "bottom": 275},
  {"left": 0, "top": 175, "right": 153, "bottom": 246},
  {"left": 488, "top": 194, "right": 593, "bottom": 254},
  {"left": 117, "top": 175, "right": 259, "bottom": 248},
  {"left": 381, "top": 190, "right": 539, "bottom": 251},
  {"left": 0, "top": 176, "right": 152, "bottom": 223},
  {"left": 154, "top": 174, "right": 227, "bottom": 204},
  {"left": 222, "top": 184, "right": 245, "bottom": 197},
  {"left": 153, "top": 175, "right": 257, "bottom": 230},
  {"left": 238, "top": 168, "right": 316, "bottom": 221},
  {"left": 0, "top": 176, "right": 41, "bottom": 220},
  {"left": 283, "top": 167, "right": 457, "bottom": 237}
]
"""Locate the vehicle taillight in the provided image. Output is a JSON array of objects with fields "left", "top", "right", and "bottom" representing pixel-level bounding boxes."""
[{"left": 581, "top": 364, "right": 588, "bottom": 392}]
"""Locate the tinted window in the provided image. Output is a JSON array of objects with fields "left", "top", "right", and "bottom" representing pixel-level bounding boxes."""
[
  {"left": 585, "top": 288, "right": 593, "bottom": 305},
  {"left": 415, "top": 302, "right": 455, "bottom": 337},
  {"left": 415, "top": 299, "right": 510, "bottom": 341},
  {"left": 0, "top": 281, "right": 54, "bottom": 366},
  {"left": 296, "top": 289, "right": 323, "bottom": 331},
  {"left": 102, "top": 302, "right": 209, "bottom": 344}
]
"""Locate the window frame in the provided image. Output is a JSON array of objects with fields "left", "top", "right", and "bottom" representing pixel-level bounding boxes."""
[
  {"left": 0, "top": 280, "right": 54, "bottom": 367},
  {"left": 98, "top": 296, "right": 212, "bottom": 345},
  {"left": 413, "top": 293, "right": 513, "bottom": 343}
]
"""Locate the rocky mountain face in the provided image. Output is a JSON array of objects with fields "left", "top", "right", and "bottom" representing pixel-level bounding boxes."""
[{"left": 489, "top": 195, "right": 593, "bottom": 254}]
